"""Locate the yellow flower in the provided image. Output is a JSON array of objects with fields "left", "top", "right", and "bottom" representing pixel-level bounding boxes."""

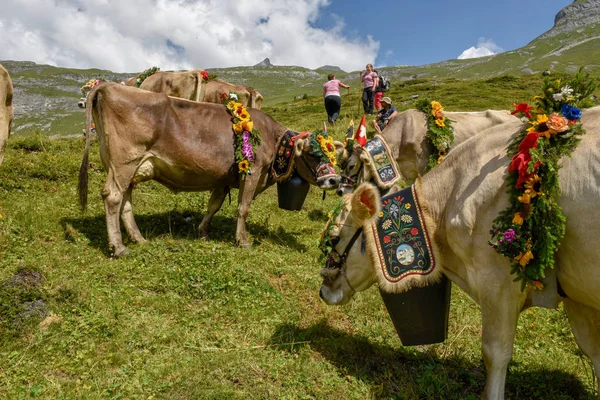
[
  {"left": 378, "top": 211, "right": 384, "bottom": 218},
  {"left": 515, "top": 250, "right": 534, "bottom": 267},
  {"left": 242, "top": 120, "right": 254, "bottom": 132},
  {"left": 405, "top": 203, "right": 411, "bottom": 209},
  {"left": 512, "top": 212, "right": 524, "bottom": 225},
  {"left": 435, "top": 118, "right": 445, "bottom": 127},
  {"left": 526, "top": 125, "right": 537, "bottom": 133},
  {"left": 536, "top": 114, "right": 548, "bottom": 124},
  {"left": 317, "top": 135, "right": 324, "bottom": 141},
  {"left": 238, "top": 159, "right": 249, "bottom": 173},
  {"left": 233, "top": 121, "right": 245, "bottom": 134},
  {"left": 524, "top": 175, "right": 542, "bottom": 197},
  {"left": 237, "top": 108, "right": 251, "bottom": 121},
  {"left": 226, "top": 101, "right": 239, "bottom": 112},
  {"left": 431, "top": 101, "right": 443, "bottom": 113},
  {"left": 518, "top": 191, "right": 531, "bottom": 204}
]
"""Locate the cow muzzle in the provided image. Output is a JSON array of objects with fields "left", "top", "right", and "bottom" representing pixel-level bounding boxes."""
[
  {"left": 316, "top": 164, "right": 341, "bottom": 190},
  {"left": 77, "top": 97, "right": 86, "bottom": 109}
]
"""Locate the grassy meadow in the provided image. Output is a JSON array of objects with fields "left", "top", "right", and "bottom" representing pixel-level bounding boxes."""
[{"left": 1, "top": 74, "right": 600, "bottom": 399}]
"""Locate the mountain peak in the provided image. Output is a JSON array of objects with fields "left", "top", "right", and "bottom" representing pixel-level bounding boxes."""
[{"left": 254, "top": 58, "right": 273, "bottom": 67}]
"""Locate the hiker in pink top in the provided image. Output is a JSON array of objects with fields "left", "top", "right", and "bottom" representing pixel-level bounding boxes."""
[
  {"left": 360, "top": 64, "right": 378, "bottom": 114},
  {"left": 323, "top": 74, "right": 350, "bottom": 124}
]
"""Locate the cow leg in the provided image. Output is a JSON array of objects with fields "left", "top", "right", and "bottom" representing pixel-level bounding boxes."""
[
  {"left": 235, "top": 176, "right": 259, "bottom": 248},
  {"left": 198, "top": 187, "right": 228, "bottom": 238},
  {"left": 478, "top": 277, "right": 523, "bottom": 400},
  {"left": 563, "top": 298, "right": 600, "bottom": 392},
  {"left": 101, "top": 172, "right": 131, "bottom": 257},
  {"left": 120, "top": 185, "right": 147, "bottom": 244}
]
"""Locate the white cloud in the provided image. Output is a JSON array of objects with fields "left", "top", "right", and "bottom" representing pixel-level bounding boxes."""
[
  {"left": 0, "top": 0, "right": 379, "bottom": 73},
  {"left": 457, "top": 38, "right": 503, "bottom": 60}
]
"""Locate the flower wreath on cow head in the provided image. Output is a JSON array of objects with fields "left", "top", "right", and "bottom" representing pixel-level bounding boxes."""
[{"left": 489, "top": 68, "right": 597, "bottom": 291}]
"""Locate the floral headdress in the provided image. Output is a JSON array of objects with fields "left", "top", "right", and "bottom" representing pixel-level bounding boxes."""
[
  {"left": 309, "top": 130, "right": 337, "bottom": 166},
  {"left": 489, "top": 68, "right": 597, "bottom": 290}
]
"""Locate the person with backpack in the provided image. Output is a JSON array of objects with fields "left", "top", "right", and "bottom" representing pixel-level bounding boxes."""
[
  {"left": 374, "top": 70, "right": 390, "bottom": 110},
  {"left": 360, "top": 64, "right": 378, "bottom": 114},
  {"left": 323, "top": 73, "right": 350, "bottom": 124}
]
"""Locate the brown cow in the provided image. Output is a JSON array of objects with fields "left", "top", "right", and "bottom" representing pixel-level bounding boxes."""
[
  {"left": 0, "top": 64, "right": 14, "bottom": 167},
  {"left": 79, "top": 82, "right": 340, "bottom": 257},
  {"left": 203, "top": 79, "right": 263, "bottom": 110},
  {"left": 140, "top": 70, "right": 263, "bottom": 109}
]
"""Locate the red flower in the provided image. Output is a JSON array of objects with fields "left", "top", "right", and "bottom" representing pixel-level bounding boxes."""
[
  {"left": 511, "top": 103, "right": 533, "bottom": 119},
  {"left": 201, "top": 70, "right": 209, "bottom": 81},
  {"left": 410, "top": 228, "right": 418, "bottom": 236},
  {"left": 508, "top": 132, "right": 542, "bottom": 188},
  {"left": 237, "top": 107, "right": 243, "bottom": 115},
  {"left": 383, "top": 235, "right": 391, "bottom": 244},
  {"left": 326, "top": 143, "right": 333, "bottom": 151},
  {"left": 220, "top": 92, "right": 228, "bottom": 99}
]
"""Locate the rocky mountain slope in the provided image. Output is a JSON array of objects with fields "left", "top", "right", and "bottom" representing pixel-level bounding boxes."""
[{"left": 2, "top": 0, "right": 600, "bottom": 136}]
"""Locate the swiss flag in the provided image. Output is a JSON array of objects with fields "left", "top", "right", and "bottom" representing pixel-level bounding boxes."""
[{"left": 355, "top": 114, "right": 367, "bottom": 146}]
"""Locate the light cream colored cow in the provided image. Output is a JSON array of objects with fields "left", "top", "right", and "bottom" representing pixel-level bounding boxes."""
[
  {"left": 337, "top": 109, "right": 519, "bottom": 195},
  {"left": 0, "top": 64, "right": 14, "bottom": 167},
  {"left": 319, "top": 106, "right": 600, "bottom": 399}
]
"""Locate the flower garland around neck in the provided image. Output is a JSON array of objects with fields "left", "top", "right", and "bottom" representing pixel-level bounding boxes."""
[
  {"left": 489, "top": 68, "right": 597, "bottom": 291},
  {"left": 415, "top": 98, "right": 455, "bottom": 170},
  {"left": 135, "top": 66, "right": 160, "bottom": 87},
  {"left": 223, "top": 92, "right": 262, "bottom": 176},
  {"left": 309, "top": 130, "right": 337, "bottom": 166},
  {"left": 318, "top": 198, "right": 345, "bottom": 260}
]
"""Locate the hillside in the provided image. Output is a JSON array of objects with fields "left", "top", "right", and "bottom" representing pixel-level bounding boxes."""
[{"left": 2, "top": 0, "right": 600, "bottom": 136}]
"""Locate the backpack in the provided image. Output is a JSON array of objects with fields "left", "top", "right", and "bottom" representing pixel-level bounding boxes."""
[{"left": 377, "top": 74, "right": 390, "bottom": 92}]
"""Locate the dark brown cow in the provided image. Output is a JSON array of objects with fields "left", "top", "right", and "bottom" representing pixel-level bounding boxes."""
[
  {"left": 140, "top": 70, "right": 263, "bottom": 109},
  {"left": 0, "top": 64, "right": 14, "bottom": 167},
  {"left": 79, "top": 82, "right": 340, "bottom": 256}
]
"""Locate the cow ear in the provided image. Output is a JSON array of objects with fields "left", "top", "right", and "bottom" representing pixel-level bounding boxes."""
[
  {"left": 334, "top": 141, "right": 346, "bottom": 166},
  {"left": 351, "top": 183, "right": 380, "bottom": 222},
  {"left": 294, "top": 138, "right": 306, "bottom": 157}
]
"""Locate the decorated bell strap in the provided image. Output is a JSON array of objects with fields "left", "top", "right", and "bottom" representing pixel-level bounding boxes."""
[
  {"left": 271, "top": 130, "right": 309, "bottom": 181},
  {"left": 362, "top": 135, "right": 401, "bottom": 189},
  {"left": 369, "top": 185, "right": 436, "bottom": 284}
]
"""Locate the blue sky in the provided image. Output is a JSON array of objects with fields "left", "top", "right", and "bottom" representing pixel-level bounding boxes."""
[
  {"left": 0, "top": 0, "right": 573, "bottom": 73},
  {"left": 317, "top": 0, "right": 573, "bottom": 67}
]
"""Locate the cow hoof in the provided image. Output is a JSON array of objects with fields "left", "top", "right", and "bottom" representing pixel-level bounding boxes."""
[
  {"left": 113, "top": 247, "right": 130, "bottom": 258},
  {"left": 198, "top": 229, "right": 209, "bottom": 239}
]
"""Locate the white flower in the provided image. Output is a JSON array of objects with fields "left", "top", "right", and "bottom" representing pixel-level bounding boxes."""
[
  {"left": 553, "top": 85, "right": 573, "bottom": 102},
  {"left": 229, "top": 93, "right": 238, "bottom": 100},
  {"left": 400, "top": 215, "right": 413, "bottom": 223},
  {"left": 382, "top": 219, "right": 392, "bottom": 229}
]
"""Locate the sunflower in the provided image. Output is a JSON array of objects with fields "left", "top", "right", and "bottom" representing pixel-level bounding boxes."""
[
  {"left": 233, "top": 121, "right": 245, "bottom": 134},
  {"left": 524, "top": 175, "right": 542, "bottom": 197},
  {"left": 238, "top": 160, "right": 249, "bottom": 173},
  {"left": 518, "top": 191, "right": 531, "bottom": 204}
]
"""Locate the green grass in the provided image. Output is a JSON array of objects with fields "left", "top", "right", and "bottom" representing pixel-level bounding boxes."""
[{"left": 1, "top": 71, "right": 599, "bottom": 398}]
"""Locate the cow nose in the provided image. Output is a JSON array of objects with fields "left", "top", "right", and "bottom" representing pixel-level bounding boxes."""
[{"left": 336, "top": 188, "right": 343, "bottom": 196}]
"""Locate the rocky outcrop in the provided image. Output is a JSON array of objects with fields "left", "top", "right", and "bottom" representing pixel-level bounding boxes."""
[
  {"left": 254, "top": 58, "right": 273, "bottom": 67},
  {"left": 540, "top": 0, "right": 600, "bottom": 38}
]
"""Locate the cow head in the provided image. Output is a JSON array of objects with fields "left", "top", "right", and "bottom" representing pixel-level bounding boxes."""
[
  {"left": 78, "top": 79, "right": 105, "bottom": 108},
  {"left": 336, "top": 144, "right": 373, "bottom": 196},
  {"left": 293, "top": 132, "right": 343, "bottom": 190},
  {"left": 319, "top": 183, "right": 380, "bottom": 305}
]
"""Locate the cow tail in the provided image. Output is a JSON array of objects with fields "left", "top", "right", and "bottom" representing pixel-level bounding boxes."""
[{"left": 78, "top": 86, "right": 96, "bottom": 211}]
